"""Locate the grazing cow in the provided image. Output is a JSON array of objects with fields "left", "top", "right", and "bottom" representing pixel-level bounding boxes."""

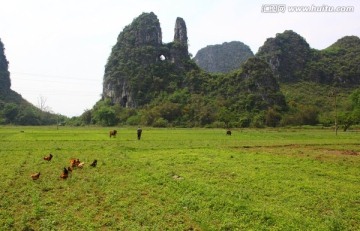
[
  {"left": 109, "top": 130, "right": 117, "bottom": 138},
  {"left": 226, "top": 130, "right": 232, "bottom": 136},
  {"left": 137, "top": 127, "right": 142, "bottom": 140}
]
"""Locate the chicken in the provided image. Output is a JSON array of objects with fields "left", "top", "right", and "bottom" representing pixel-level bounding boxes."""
[
  {"left": 77, "top": 162, "right": 85, "bottom": 168},
  {"left": 90, "top": 159, "right": 97, "bottom": 167},
  {"left": 70, "top": 158, "right": 80, "bottom": 167},
  {"left": 43, "top": 153, "right": 53, "bottom": 161},
  {"left": 60, "top": 167, "right": 69, "bottom": 179},
  {"left": 31, "top": 172, "right": 40, "bottom": 180}
]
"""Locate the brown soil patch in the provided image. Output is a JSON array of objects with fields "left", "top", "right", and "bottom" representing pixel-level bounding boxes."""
[{"left": 342, "top": 150, "right": 359, "bottom": 156}]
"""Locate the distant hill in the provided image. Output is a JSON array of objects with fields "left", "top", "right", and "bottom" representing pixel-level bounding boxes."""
[
  {"left": 193, "top": 41, "right": 254, "bottom": 73},
  {"left": 256, "top": 30, "right": 360, "bottom": 86},
  {"left": 0, "top": 38, "right": 59, "bottom": 125},
  {"left": 303, "top": 36, "right": 360, "bottom": 85}
]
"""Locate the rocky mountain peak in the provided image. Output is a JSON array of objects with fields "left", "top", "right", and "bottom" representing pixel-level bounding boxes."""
[
  {"left": 0, "top": 38, "right": 11, "bottom": 93},
  {"left": 174, "top": 17, "right": 188, "bottom": 46},
  {"left": 256, "top": 30, "right": 312, "bottom": 83},
  {"left": 102, "top": 12, "right": 192, "bottom": 108},
  {"left": 132, "top": 12, "right": 162, "bottom": 47}
]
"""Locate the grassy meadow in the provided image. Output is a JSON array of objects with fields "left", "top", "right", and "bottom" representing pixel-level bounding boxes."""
[{"left": 0, "top": 126, "right": 359, "bottom": 230}]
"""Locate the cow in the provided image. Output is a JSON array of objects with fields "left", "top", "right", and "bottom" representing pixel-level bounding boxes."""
[
  {"left": 109, "top": 130, "right": 117, "bottom": 138},
  {"left": 226, "top": 130, "right": 232, "bottom": 136}
]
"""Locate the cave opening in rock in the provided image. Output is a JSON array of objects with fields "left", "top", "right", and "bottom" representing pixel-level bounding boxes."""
[{"left": 121, "top": 95, "right": 128, "bottom": 107}]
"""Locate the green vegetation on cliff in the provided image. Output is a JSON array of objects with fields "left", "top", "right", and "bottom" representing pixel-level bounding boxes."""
[
  {"left": 256, "top": 30, "right": 312, "bottom": 83},
  {"left": 0, "top": 38, "right": 11, "bottom": 93},
  {"left": 303, "top": 36, "right": 360, "bottom": 85}
]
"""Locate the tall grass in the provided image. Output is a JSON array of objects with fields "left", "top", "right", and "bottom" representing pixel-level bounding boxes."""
[{"left": 0, "top": 126, "right": 359, "bottom": 230}]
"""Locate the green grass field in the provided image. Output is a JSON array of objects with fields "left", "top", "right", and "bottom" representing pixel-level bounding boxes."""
[{"left": 0, "top": 126, "right": 359, "bottom": 230}]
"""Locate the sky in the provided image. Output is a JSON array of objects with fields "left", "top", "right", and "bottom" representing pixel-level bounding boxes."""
[{"left": 0, "top": 0, "right": 359, "bottom": 117}]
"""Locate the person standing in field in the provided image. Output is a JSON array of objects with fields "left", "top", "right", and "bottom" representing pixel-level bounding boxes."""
[{"left": 137, "top": 127, "right": 142, "bottom": 140}]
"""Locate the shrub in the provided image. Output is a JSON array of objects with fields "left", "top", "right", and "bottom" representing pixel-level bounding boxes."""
[
  {"left": 265, "top": 108, "right": 282, "bottom": 127},
  {"left": 209, "top": 121, "right": 226, "bottom": 128},
  {"left": 251, "top": 113, "right": 265, "bottom": 128},
  {"left": 153, "top": 118, "right": 168, "bottom": 127},
  {"left": 126, "top": 115, "right": 141, "bottom": 126}
]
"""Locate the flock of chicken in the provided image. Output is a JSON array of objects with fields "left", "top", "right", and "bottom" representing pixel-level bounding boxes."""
[{"left": 30, "top": 153, "right": 97, "bottom": 180}]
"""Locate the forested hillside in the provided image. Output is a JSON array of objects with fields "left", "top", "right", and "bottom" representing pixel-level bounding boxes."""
[
  {"left": 0, "top": 38, "right": 60, "bottom": 125},
  {"left": 255, "top": 31, "right": 360, "bottom": 128},
  {"left": 303, "top": 36, "right": 360, "bottom": 85},
  {"left": 256, "top": 30, "right": 360, "bottom": 86}
]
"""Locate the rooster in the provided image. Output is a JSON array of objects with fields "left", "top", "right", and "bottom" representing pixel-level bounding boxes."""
[
  {"left": 90, "top": 159, "right": 97, "bottom": 167},
  {"left": 44, "top": 153, "right": 53, "bottom": 161},
  {"left": 31, "top": 172, "right": 40, "bottom": 180},
  {"left": 60, "top": 167, "right": 69, "bottom": 179}
]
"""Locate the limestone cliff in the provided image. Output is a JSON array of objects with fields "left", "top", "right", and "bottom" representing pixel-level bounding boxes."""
[
  {"left": 0, "top": 38, "right": 11, "bottom": 94},
  {"left": 102, "top": 12, "right": 192, "bottom": 108},
  {"left": 170, "top": 17, "right": 189, "bottom": 63},
  {"left": 194, "top": 41, "right": 254, "bottom": 73}
]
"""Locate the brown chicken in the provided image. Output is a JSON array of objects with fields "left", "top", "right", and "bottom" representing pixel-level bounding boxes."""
[
  {"left": 60, "top": 167, "right": 69, "bottom": 179},
  {"left": 90, "top": 159, "right": 97, "bottom": 167},
  {"left": 70, "top": 158, "right": 80, "bottom": 167},
  {"left": 43, "top": 153, "right": 53, "bottom": 161},
  {"left": 31, "top": 172, "right": 40, "bottom": 180}
]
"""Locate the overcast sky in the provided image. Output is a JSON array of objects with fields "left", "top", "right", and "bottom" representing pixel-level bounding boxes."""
[{"left": 0, "top": 0, "right": 359, "bottom": 117}]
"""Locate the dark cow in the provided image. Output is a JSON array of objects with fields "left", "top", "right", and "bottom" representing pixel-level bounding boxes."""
[
  {"left": 109, "top": 130, "right": 117, "bottom": 138},
  {"left": 226, "top": 130, "right": 232, "bottom": 136}
]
